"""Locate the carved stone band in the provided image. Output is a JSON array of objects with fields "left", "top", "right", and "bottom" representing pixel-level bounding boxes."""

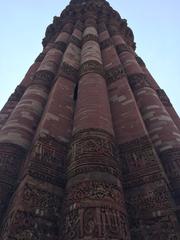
[
  {"left": 61, "top": 205, "right": 129, "bottom": 239},
  {"left": 24, "top": 134, "right": 68, "bottom": 187},
  {"left": 159, "top": 147, "right": 180, "bottom": 205},
  {"left": 128, "top": 73, "right": 150, "bottom": 91},
  {"left": 32, "top": 70, "right": 55, "bottom": 88},
  {"left": 0, "top": 143, "right": 26, "bottom": 185},
  {"left": 105, "top": 65, "right": 125, "bottom": 84},
  {"left": 67, "top": 128, "right": 121, "bottom": 179},
  {"left": 80, "top": 60, "right": 104, "bottom": 77},
  {"left": 118, "top": 136, "right": 162, "bottom": 187},
  {"left": 59, "top": 62, "right": 79, "bottom": 82},
  {"left": 0, "top": 143, "right": 26, "bottom": 222}
]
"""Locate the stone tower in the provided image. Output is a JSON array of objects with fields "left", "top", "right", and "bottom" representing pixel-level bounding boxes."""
[{"left": 0, "top": 0, "right": 180, "bottom": 239}]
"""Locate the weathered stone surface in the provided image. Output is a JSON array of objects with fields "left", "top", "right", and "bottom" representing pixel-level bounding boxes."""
[
  {"left": 0, "top": 0, "right": 180, "bottom": 239},
  {"left": 61, "top": 129, "right": 130, "bottom": 240}
]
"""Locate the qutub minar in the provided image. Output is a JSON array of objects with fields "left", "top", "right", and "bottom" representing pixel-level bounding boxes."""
[{"left": 0, "top": 0, "right": 180, "bottom": 239}]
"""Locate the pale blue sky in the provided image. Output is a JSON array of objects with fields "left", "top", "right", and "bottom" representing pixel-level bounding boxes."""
[{"left": 0, "top": 0, "right": 179, "bottom": 115}]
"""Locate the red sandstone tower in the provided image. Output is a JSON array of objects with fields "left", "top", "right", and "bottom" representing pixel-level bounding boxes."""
[{"left": 0, "top": 0, "right": 180, "bottom": 239}]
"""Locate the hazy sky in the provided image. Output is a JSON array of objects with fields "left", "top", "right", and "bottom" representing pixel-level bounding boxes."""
[{"left": 0, "top": 0, "right": 179, "bottom": 115}]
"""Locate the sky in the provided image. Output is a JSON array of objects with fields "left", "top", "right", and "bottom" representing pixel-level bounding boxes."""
[{"left": 0, "top": 0, "right": 179, "bottom": 115}]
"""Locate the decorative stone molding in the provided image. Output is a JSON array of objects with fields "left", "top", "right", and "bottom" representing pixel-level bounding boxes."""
[
  {"left": 32, "top": 70, "right": 55, "bottom": 87},
  {"left": 59, "top": 62, "right": 79, "bottom": 82},
  {"left": 80, "top": 60, "right": 104, "bottom": 77},
  {"left": 105, "top": 65, "right": 125, "bottom": 84},
  {"left": 24, "top": 134, "right": 68, "bottom": 187},
  {"left": 118, "top": 136, "right": 162, "bottom": 186},
  {"left": 0, "top": 143, "right": 26, "bottom": 222},
  {"left": 67, "top": 128, "right": 121, "bottom": 179},
  {"left": 159, "top": 147, "right": 180, "bottom": 205},
  {"left": 128, "top": 73, "right": 150, "bottom": 91}
]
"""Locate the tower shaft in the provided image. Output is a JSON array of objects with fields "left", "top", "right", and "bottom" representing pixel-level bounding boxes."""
[{"left": 0, "top": 0, "right": 180, "bottom": 239}]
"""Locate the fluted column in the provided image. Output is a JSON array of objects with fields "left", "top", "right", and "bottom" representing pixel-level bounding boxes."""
[
  {"left": 136, "top": 55, "right": 180, "bottom": 130},
  {"left": 0, "top": 22, "right": 81, "bottom": 240},
  {"left": 101, "top": 23, "right": 180, "bottom": 239},
  {"left": 0, "top": 21, "right": 77, "bottom": 239},
  {"left": 0, "top": 61, "right": 41, "bottom": 130},
  {"left": 60, "top": 19, "right": 130, "bottom": 240},
  {"left": 114, "top": 30, "right": 180, "bottom": 210},
  {"left": 0, "top": 22, "right": 74, "bottom": 228}
]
